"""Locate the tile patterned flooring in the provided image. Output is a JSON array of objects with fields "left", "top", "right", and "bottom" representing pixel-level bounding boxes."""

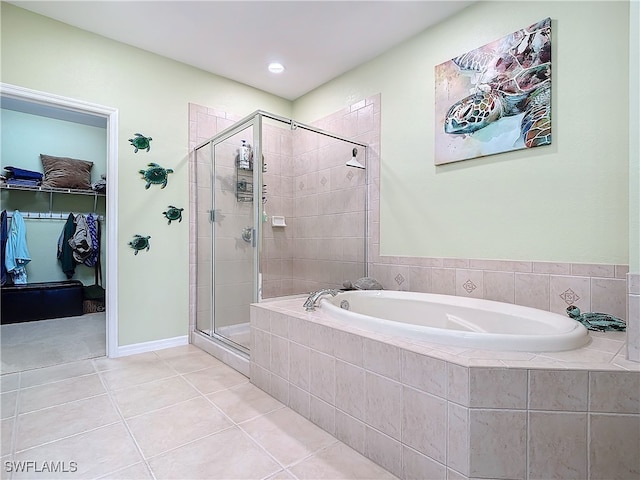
[{"left": 1, "top": 345, "right": 396, "bottom": 479}]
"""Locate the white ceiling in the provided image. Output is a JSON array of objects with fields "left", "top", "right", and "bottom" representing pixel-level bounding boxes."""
[{"left": 9, "top": 1, "right": 473, "bottom": 100}]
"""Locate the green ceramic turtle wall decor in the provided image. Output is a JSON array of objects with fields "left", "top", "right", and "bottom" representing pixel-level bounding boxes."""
[
  {"left": 129, "top": 235, "right": 151, "bottom": 255},
  {"left": 129, "top": 133, "right": 152, "bottom": 153},
  {"left": 139, "top": 163, "right": 174, "bottom": 189},
  {"left": 163, "top": 205, "right": 184, "bottom": 224}
]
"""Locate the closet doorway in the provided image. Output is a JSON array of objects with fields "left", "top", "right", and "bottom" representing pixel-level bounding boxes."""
[{"left": 0, "top": 83, "right": 118, "bottom": 373}]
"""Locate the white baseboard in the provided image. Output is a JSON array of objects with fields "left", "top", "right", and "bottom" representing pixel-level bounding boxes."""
[{"left": 114, "top": 335, "right": 189, "bottom": 357}]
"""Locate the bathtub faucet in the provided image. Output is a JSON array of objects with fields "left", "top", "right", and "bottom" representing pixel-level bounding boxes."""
[{"left": 303, "top": 289, "right": 340, "bottom": 311}]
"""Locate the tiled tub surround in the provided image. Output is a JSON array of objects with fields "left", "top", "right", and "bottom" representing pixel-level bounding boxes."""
[{"left": 250, "top": 297, "right": 640, "bottom": 480}]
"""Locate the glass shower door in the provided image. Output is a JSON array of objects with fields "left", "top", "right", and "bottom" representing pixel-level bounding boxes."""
[{"left": 210, "top": 123, "right": 258, "bottom": 352}]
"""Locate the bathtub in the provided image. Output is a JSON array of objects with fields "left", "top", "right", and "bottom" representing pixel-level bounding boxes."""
[{"left": 319, "top": 290, "right": 590, "bottom": 352}]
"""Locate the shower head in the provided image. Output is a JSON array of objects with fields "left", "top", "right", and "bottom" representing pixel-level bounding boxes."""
[{"left": 346, "top": 147, "right": 365, "bottom": 169}]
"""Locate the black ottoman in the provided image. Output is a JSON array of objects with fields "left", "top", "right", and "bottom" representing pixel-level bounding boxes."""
[{"left": 1, "top": 280, "right": 84, "bottom": 324}]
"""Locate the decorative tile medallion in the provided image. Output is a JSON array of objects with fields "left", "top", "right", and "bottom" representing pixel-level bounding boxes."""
[
  {"left": 463, "top": 279, "right": 477, "bottom": 294},
  {"left": 395, "top": 274, "right": 405, "bottom": 285},
  {"left": 346, "top": 171, "right": 354, "bottom": 181},
  {"left": 560, "top": 288, "right": 580, "bottom": 305},
  {"left": 320, "top": 176, "right": 328, "bottom": 186},
  {"left": 298, "top": 181, "right": 305, "bottom": 190}
]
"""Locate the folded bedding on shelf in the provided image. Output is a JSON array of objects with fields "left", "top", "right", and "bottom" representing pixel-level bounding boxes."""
[
  {"left": 3, "top": 166, "right": 43, "bottom": 181},
  {"left": 5, "top": 178, "right": 41, "bottom": 187}
]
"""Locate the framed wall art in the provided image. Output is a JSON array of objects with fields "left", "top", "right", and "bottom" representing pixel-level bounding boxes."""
[{"left": 434, "top": 17, "right": 551, "bottom": 165}]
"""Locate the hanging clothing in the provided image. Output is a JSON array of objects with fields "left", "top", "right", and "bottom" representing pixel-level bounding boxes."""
[
  {"left": 58, "top": 213, "right": 76, "bottom": 279},
  {"left": 1, "top": 210, "right": 8, "bottom": 286},
  {"left": 69, "top": 213, "right": 93, "bottom": 263},
  {"left": 5, "top": 210, "right": 31, "bottom": 284},
  {"left": 83, "top": 214, "right": 100, "bottom": 267}
]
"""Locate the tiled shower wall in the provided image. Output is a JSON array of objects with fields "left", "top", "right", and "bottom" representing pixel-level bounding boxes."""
[
  {"left": 258, "top": 121, "right": 295, "bottom": 298},
  {"left": 289, "top": 126, "right": 367, "bottom": 295},
  {"left": 189, "top": 97, "right": 637, "bottom": 360},
  {"left": 258, "top": 116, "right": 370, "bottom": 298}
]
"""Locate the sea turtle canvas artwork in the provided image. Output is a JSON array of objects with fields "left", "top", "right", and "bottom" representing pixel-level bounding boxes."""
[
  {"left": 139, "top": 163, "right": 174, "bottom": 189},
  {"left": 163, "top": 205, "right": 183, "bottom": 224},
  {"left": 434, "top": 18, "right": 551, "bottom": 164},
  {"left": 129, "top": 133, "right": 152, "bottom": 153},
  {"left": 129, "top": 235, "right": 150, "bottom": 255}
]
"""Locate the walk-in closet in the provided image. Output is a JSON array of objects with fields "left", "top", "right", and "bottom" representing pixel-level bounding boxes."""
[{"left": 1, "top": 93, "right": 108, "bottom": 374}]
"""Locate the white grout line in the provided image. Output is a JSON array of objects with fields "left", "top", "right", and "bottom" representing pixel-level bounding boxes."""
[{"left": 95, "top": 358, "right": 157, "bottom": 480}]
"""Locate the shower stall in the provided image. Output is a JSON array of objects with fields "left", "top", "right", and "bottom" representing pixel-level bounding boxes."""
[{"left": 192, "top": 110, "right": 368, "bottom": 362}]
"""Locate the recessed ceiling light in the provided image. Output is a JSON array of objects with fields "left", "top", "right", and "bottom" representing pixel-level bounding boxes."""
[{"left": 268, "top": 62, "right": 285, "bottom": 74}]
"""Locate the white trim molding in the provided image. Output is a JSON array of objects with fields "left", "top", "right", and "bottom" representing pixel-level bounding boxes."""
[{"left": 114, "top": 335, "right": 189, "bottom": 358}]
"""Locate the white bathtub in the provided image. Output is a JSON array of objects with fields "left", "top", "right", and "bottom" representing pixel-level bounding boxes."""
[{"left": 320, "top": 290, "right": 590, "bottom": 352}]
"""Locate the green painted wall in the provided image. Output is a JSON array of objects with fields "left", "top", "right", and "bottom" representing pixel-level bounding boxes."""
[
  {"left": 1, "top": 3, "right": 292, "bottom": 346},
  {"left": 294, "top": 1, "right": 632, "bottom": 266},
  {"left": 1, "top": 108, "right": 107, "bottom": 284}
]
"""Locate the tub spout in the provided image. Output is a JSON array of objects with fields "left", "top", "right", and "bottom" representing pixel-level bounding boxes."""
[{"left": 303, "top": 289, "right": 340, "bottom": 311}]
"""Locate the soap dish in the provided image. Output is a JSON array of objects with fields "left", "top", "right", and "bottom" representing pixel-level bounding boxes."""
[{"left": 271, "top": 215, "right": 286, "bottom": 227}]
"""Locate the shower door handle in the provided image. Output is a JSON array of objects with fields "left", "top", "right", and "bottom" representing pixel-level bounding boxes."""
[
  {"left": 241, "top": 226, "right": 252, "bottom": 243},
  {"left": 241, "top": 226, "right": 256, "bottom": 246}
]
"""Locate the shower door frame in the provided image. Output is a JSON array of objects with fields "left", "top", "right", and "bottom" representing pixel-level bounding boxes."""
[
  {"left": 195, "top": 113, "right": 262, "bottom": 357},
  {"left": 193, "top": 109, "right": 369, "bottom": 362}
]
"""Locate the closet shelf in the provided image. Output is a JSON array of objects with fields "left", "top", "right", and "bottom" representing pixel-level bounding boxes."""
[
  {"left": 1, "top": 183, "right": 106, "bottom": 213},
  {"left": 0, "top": 183, "right": 105, "bottom": 197}
]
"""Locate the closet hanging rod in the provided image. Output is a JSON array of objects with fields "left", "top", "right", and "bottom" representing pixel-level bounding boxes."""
[{"left": 4, "top": 211, "right": 104, "bottom": 221}]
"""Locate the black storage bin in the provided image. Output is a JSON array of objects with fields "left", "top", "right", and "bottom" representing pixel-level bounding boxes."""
[{"left": 1, "top": 280, "right": 84, "bottom": 324}]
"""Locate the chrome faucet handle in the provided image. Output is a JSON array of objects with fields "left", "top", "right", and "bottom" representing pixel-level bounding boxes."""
[{"left": 303, "top": 288, "right": 340, "bottom": 311}]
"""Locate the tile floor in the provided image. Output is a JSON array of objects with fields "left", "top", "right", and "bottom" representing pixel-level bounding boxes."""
[{"left": 1, "top": 345, "right": 396, "bottom": 480}]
